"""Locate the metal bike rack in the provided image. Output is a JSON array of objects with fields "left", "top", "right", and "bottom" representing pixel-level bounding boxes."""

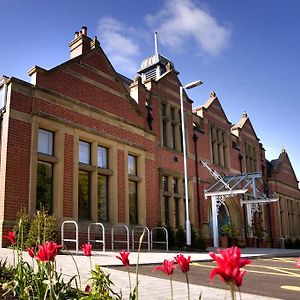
[
  {"left": 150, "top": 227, "right": 169, "bottom": 251},
  {"left": 88, "top": 222, "right": 106, "bottom": 252},
  {"left": 132, "top": 226, "right": 150, "bottom": 251},
  {"left": 111, "top": 224, "right": 129, "bottom": 251},
  {"left": 61, "top": 220, "right": 79, "bottom": 253}
]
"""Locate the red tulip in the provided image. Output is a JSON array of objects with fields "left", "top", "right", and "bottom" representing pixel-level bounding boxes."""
[
  {"left": 35, "top": 241, "right": 62, "bottom": 262},
  {"left": 209, "top": 246, "right": 251, "bottom": 288},
  {"left": 3, "top": 231, "right": 16, "bottom": 245},
  {"left": 81, "top": 243, "right": 92, "bottom": 256},
  {"left": 297, "top": 257, "right": 300, "bottom": 268},
  {"left": 27, "top": 247, "right": 35, "bottom": 258},
  {"left": 154, "top": 259, "right": 176, "bottom": 276},
  {"left": 116, "top": 250, "right": 130, "bottom": 267},
  {"left": 175, "top": 254, "right": 191, "bottom": 273}
]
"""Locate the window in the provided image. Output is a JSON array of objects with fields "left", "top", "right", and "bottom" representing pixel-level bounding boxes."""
[
  {"left": 172, "top": 178, "right": 178, "bottom": 194},
  {"left": 78, "top": 170, "right": 90, "bottom": 220},
  {"left": 98, "top": 146, "right": 108, "bottom": 168},
  {"left": 162, "top": 176, "right": 168, "bottom": 191},
  {"left": 128, "top": 155, "right": 137, "bottom": 175},
  {"left": 171, "top": 124, "right": 176, "bottom": 149},
  {"left": 162, "top": 120, "right": 168, "bottom": 146},
  {"left": 244, "top": 142, "right": 257, "bottom": 172},
  {"left": 174, "top": 198, "right": 180, "bottom": 228},
  {"left": 129, "top": 181, "right": 138, "bottom": 224},
  {"left": 36, "top": 161, "right": 53, "bottom": 213},
  {"left": 161, "top": 175, "right": 187, "bottom": 229},
  {"left": 128, "top": 154, "right": 139, "bottom": 224},
  {"left": 162, "top": 103, "right": 167, "bottom": 117},
  {"left": 161, "top": 104, "right": 182, "bottom": 151},
  {"left": 37, "top": 129, "right": 54, "bottom": 213},
  {"left": 38, "top": 129, "right": 54, "bottom": 155},
  {"left": 79, "top": 141, "right": 91, "bottom": 164},
  {"left": 97, "top": 175, "right": 108, "bottom": 221},
  {"left": 0, "top": 84, "right": 7, "bottom": 110},
  {"left": 210, "top": 125, "right": 228, "bottom": 168},
  {"left": 163, "top": 196, "right": 170, "bottom": 225}
]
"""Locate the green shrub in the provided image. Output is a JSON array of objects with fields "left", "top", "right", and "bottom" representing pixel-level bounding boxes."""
[
  {"left": 175, "top": 226, "right": 186, "bottom": 249},
  {"left": 26, "top": 209, "right": 57, "bottom": 247},
  {"left": 191, "top": 225, "right": 197, "bottom": 248},
  {"left": 294, "top": 238, "right": 300, "bottom": 249},
  {"left": 13, "top": 208, "right": 30, "bottom": 250},
  {"left": 194, "top": 232, "right": 207, "bottom": 251},
  {"left": 166, "top": 225, "right": 175, "bottom": 249},
  {"left": 285, "top": 237, "right": 294, "bottom": 249}
]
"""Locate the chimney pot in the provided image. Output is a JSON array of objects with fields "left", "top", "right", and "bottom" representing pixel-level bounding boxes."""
[
  {"left": 75, "top": 31, "right": 79, "bottom": 38},
  {"left": 82, "top": 26, "right": 87, "bottom": 35}
]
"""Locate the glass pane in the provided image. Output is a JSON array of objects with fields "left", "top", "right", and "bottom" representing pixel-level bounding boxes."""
[
  {"left": 162, "top": 103, "right": 166, "bottom": 117},
  {"left": 98, "top": 146, "right": 108, "bottom": 168},
  {"left": 38, "top": 129, "right": 53, "bottom": 155},
  {"left": 162, "top": 176, "right": 168, "bottom": 191},
  {"left": 171, "top": 124, "right": 176, "bottom": 149},
  {"left": 164, "top": 196, "right": 169, "bottom": 225},
  {"left": 170, "top": 107, "right": 175, "bottom": 120},
  {"left": 175, "top": 198, "right": 180, "bottom": 228},
  {"left": 0, "top": 85, "right": 5, "bottom": 109},
  {"left": 79, "top": 141, "right": 90, "bottom": 164},
  {"left": 97, "top": 175, "right": 108, "bottom": 222},
  {"left": 173, "top": 178, "right": 178, "bottom": 193},
  {"left": 129, "top": 181, "right": 138, "bottom": 224},
  {"left": 36, "top": 161, "right": 53, "bottom": 213},
  {"left": 128, "top": 155, "right": 137, "bottom": 175},
  {"left": 78, "top": 171, "right": 90, "bottom": 220},
  {"left": 162, "top": 120, "right": 167, "bottom": 146}
]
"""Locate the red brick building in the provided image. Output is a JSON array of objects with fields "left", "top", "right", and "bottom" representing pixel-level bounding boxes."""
[{"left": 0, "top": 26, "right": 299, "bottom": 248}]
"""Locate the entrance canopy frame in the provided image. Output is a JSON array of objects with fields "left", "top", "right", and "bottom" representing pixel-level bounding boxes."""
[{"left": 201, "top": 161, "right": 278, "bottom": 247}]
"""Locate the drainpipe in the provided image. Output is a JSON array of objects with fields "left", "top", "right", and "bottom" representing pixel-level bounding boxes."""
[{"left": 193, "top": 128, "right": 201, "bottom": 228}]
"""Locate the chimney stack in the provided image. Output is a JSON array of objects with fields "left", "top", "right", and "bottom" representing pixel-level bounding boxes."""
[{"left": 69, "top": 26, "right": 98, "bottom": 59}]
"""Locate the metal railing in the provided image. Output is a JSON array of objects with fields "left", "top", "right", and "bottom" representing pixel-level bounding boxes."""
[
  {"left": 61, "top": 220, "right": 79, "bottom": 253},
  {"left": 150, "top": 227, "right": 168, "bottom": 251},
  {"left": 88, "top": 222, "right": 106, "bottom": 252},
  {"left": 111, "top": 224, "right": 130, "bottom": 251},
  {"left": 132, "top": 226, "right": 150, "bottom": 251}
]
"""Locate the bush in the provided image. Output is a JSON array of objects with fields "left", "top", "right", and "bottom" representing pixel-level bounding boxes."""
[
  {"left": 294, "top": 238, "right": 300, "bottom": 249},
  {"left": 166, "top": 225, "right": 175, "bottom": 249},
  {"left": 13, "top": 208, "right": 30, "bottom": 249},
  {"left": 26, "top": 209, "right": 57, "bottom": 248},
  {"left": 194, "top": 232, "right": 206, "bottom": 251},
  {"left": 175, "top": 226, "right": 186, "bottom": 249},
  {"left": 285, "top": 237, "right": 294, "bottom": 249}
]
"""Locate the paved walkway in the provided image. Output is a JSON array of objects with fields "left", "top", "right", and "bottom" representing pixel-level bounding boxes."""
[{"left": 1, "top": 247, "right": 300, "bottom": 299}]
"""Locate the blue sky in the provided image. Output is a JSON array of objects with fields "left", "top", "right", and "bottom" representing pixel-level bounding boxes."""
[{"left": 1, "top": 0, "right": 300, "bottom": 181}]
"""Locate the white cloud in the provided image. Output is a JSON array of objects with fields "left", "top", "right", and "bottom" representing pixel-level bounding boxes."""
[
  {"left": 145, "top": 0, "right": 230, "bottom": 56},
  {"left": 97, "top": 16, "right": 141, "bottom": 76}
]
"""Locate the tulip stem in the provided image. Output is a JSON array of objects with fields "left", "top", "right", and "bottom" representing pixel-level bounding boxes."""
[
  {"left": 66, "top": 247, "right": 82, "bottom": 290},
  {"left": 229, "top": 282, "right": 236, "bottom": 300},
  {"left": 185, "top": 273, "right": 190, "bottom": 300},
  {"left": 127, "top": 267, "right": 132, "bottom": 293},
  {"left": 169, "top": 276, "right": 174, "bottom": 300}
]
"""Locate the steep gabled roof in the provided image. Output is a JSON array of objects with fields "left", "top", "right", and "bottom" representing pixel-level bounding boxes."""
[
  {"left": 155, "top": 68, "right": 193, "bottom": 104},
  {"left": 193, "top": 91, "right": 231, "bottom": 125},
  {"left": 231, "top": 111, "right": 259, "bottom": 141},
  {"left": 268, "top": 148, "right": 299, "bottom": 184}
]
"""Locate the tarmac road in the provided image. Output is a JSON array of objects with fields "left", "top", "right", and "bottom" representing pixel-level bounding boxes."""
[{"left": 113, "top": 256, "right": 300, "bottom": 300}]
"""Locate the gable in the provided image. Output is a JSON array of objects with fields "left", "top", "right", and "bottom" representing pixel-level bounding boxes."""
[
  {"left": 31, "top": 49, "right": 143, "bottom": 125},
  {"left": 203, "top": 95, "right": 231, "bottom": 126},
  {"left": 270, "top": 152, "right": 299, "bottom": 187},
  {"left": 242, "top": 118, "right": 259, "bottom": 141}
]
